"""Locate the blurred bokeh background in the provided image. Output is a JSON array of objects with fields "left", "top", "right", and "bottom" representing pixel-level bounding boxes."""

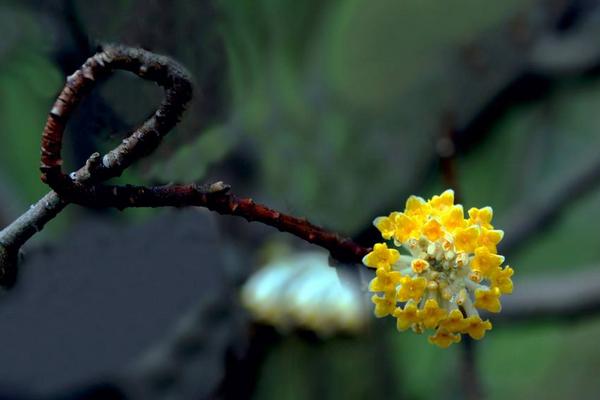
[{"left": 1, "top": 0, "right": 600, "bottom": 399}]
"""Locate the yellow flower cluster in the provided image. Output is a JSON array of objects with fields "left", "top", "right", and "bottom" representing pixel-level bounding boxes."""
[{"left": 363, "top": 190, "right": 513, "bottom": 348}]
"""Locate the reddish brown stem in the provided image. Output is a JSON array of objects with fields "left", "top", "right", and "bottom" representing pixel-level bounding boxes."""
[
  {"left": 66, "top": 181, "right": 369, "bottom": 264},
  {"left": 38, "top": 45, "right": 369, "bottom": 265},
  {"left": 40, "top": 44, "right": 193, "bottom": 196}
]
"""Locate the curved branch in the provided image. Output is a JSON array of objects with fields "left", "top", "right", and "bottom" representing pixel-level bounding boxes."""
[
  {"left": 40, "top": 44, "right": 193, "bottom": 197},
  {"left": 0, "top": 44, "right": 368, "bottom": 287},
  {"left": 0, "top": 45, "right": 193, "bottom": 287}
]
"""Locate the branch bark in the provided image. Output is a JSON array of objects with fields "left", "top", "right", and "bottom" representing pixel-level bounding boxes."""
[
  {"left": 64, "top": 181, "right": 367, "bottom": 264},
  {"left": 0, "top": 44, "right": 368, "bottom": 286},
  {"left": 40, "top": 45, "right": 193, "bottom": 195}
]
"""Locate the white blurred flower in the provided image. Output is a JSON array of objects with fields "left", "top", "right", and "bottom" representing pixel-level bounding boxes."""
[{"left": 241, "top": 252, "right": 368, "bottom": 336}]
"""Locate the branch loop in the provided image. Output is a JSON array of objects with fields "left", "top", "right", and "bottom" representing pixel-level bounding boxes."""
[
  {"left": 40, "top": 44, "right": 193, "bottom": 199},
  {"left": 34, "top": 44, "right": 369, "bottom": 266}
]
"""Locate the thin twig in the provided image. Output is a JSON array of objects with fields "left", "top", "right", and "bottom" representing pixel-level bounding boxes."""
[
  {"left": 0, "top": 192, "right": 66, "bottom": 286},
  {"left": 37, "top": 45, "right": 367, "bottom": 264},
  {"left": 0, "top": 45, "right": 193, "bottom": 286},
  {"left": 53, "top": 181, "right": 368, "bottom": 264},
  {"left": 40, "top": 44, "right": 193, "bottom": 195},
  {"left": 0, "top": 45, "right": 369, "bottom": 287}
]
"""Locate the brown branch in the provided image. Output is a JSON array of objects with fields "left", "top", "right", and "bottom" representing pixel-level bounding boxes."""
[
  {"left": 0, "top": 44, "right": 368, "bottom": 287},
  {"left": 0, "top": 45, "right": 193, "bottom": 287},
  {"left": 37, "top": 45, "right": 367, "bottom": 264},
  {"left": 40, "top": 44, "right": 193, "bottom": 196},
  {"left": 55, "top": 181, "right": 368, "bottom": 264}
]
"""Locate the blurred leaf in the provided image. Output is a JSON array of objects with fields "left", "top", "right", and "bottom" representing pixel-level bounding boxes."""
[
  {"left": 445, "top": 74, "right": 600, "bottom": 400},
  {"left": 529, "top": 317, "right": 600, "bottom": 400},
  {"left": 215, "top": 0, "right": 538, "bottom": 235},
  {"left": 0, "top": 4, "right": 71, "bottom": 242},
  {"left": 148, "top": 124, "right": 236, "bottom": 183},
  {"left": 391, "top": 327, "right": 460, "bottom": 399},
  {"left": 480, "top": 324, "right": 564, "bottom": 400},
  {"left": 0, "top": 7, "right": 61, "bottom": 206},
  {"left": 457, "top": 77, "right": 600, "bottom": 273},
  {"left": 255, "top": 334, "right": 391, "bottom": 400},
  {"left": 327, "top": 0, "right": 530, "bottom": 111}
]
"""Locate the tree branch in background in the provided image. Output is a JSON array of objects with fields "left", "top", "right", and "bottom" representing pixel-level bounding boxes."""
[
  {"left": 486, "top": 266, "right": 600, "bottom": 323},
  {"left": 500, "top": 153, "right": 600, "bottom": 256},
  {"left": 0, "top": 45, "right": 369, "bottom": 287},
  {"left": 354, "top": 0, "right": 600, "bottom": 248}
]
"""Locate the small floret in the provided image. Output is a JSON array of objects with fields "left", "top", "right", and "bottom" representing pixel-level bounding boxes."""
[
  {"left": 396, "top": 276, "right": 428, "bottom": 302},
  {"left": 418, "top": 299, "right": 447, "bottom": 329},
  {"left": 462, "top": 316, "right": 492, "bottom": 340},
  {"left": 394, "top": 302, "right": 421, "bottom": 331},
  {"left": 491, "top": 265, "right": 514, "bottom": 294},
  {"left": 471, "top": 246, "right": 504, "bottom": 276},
  {"left": 363, "top": 243, "right": 400, "bottom": 270},
  {"left": 454, "top": 225, "right": 480, "bottom": 253},
  {"left": 371, "top": 291, "right": 397, "bottom": 318},
  {"left": 369, "top": 268, "right": 404, "bottom": 292},
  {"left": 474, "top": 287, "right": 502, "bottom": 313},
  {"left": 428, "top": 329, "right": 461, "bottom": 348},
  {"left": 468, "top": 207, "right": 493, "bottom": 229}
]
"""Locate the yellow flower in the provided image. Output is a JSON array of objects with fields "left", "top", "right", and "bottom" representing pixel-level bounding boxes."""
[
  {"left": 418, "top": 299, "right": 447, "bottom": 329},
  {"left": 393, "top": 213, "right": 418, "bottom": 243},
  {"left": 373, "top": 212, "right": 398, "bottom": 240},
  {"left": 471, "top": 246, "right": 504, "bottom": 276},
  {"left": 371, "top": 292, "right": 397, "bottom": 318},
  {"left": 454, "top": 225, "right": 480, "bottom": 253},
  {"left": 439, "top": 309, "right": 467, "bottom": 333},
  {"left": 362, "top": 243, "right": 399, "bottom": 270},
  {"left": 428, "top": 329, "right": 461, "bottom": 348},
  {"left": 364, "top": 190, "right": 513, "bottom": 348},
  {"left": 393, "top": 301, "right": 421, "bottom": 331},
  {"left": 422, "top": 218, "right": 443, "bottom": 241},
  {"left": 462, "top": 316, "right": 492, "bottom": 340},
  {"left": 474, "top": 287, "right": 502, "bottom": 313},
  {"left": 411, "top": 258, "right": 430, "bottom": 274},
  {"left": 468, "top": 207, "right": 493, "bottom": 229},
  {"left": 397, "top": 276, "right": 427, "bottom": 302},
  {"left": 369, "top": 268, "right": 404, "bottom": 292},
  {"left": 405, "top": 196, "right": 430, "bottom": 221},
  {"left": 478, "top": 228, "right": 504, "bottom": 253},
  {"left": 441, "top": 205, "right": 466, "bottom": 232},
  {"left": 491, "top": 266, "right": 514, "bottom": 294},
  {"left": 429, "top": 189, "right": 454, "bottom": 212}
]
